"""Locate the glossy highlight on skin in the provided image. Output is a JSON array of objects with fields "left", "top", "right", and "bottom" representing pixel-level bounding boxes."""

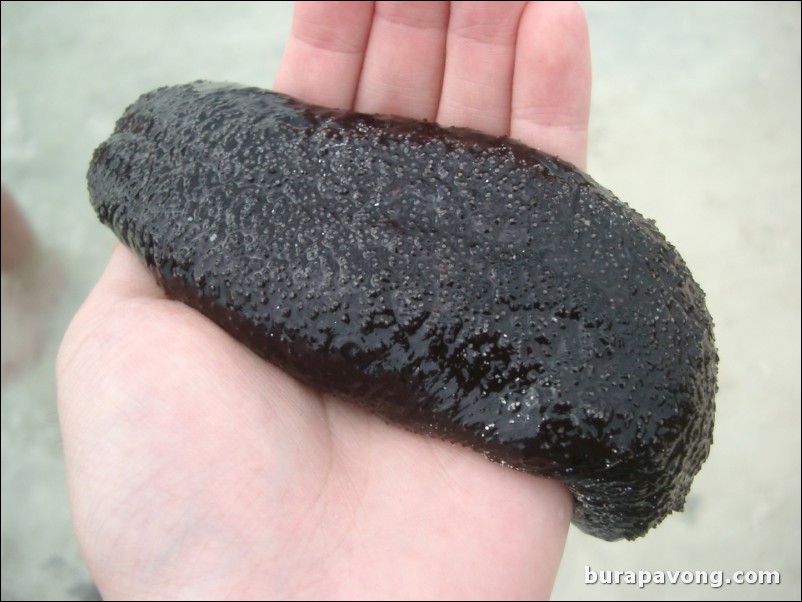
[{"left": 88, "top": 82, "right": 717, "bottom": 540}]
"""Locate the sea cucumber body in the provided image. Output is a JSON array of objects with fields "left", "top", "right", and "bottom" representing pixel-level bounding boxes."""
[{"left": 88, "top": 82, "right": 717, "bottom": 540}]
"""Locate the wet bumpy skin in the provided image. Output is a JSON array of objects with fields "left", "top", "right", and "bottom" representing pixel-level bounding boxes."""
[{"left": 88, "top": 82, "right": 717, "bottom": 541}]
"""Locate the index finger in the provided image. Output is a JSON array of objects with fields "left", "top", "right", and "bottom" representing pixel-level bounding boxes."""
[{"left": 274, "top": 1, "right": 375, "bottom": 109}]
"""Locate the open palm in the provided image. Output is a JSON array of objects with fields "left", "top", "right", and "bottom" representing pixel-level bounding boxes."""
[{"left": 58, "top": 2, "right": 591, "bottom": 599}]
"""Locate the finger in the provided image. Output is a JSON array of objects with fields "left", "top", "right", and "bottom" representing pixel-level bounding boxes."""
[
  {"left": 511, "top": 1, "right": 591, "bottom": 168},
  {"left": 354, "top": 1, "right": 450, "bottom": 120},
  {"left": 57, "top": 245, "right": 171, "bottom": 376},
  {"left": 92, "top": 243, "right": 164, "bottom": 302},
  {"left": 436, "top": 1, "right": 526, "bottom": 136},
  {"left": 274, "top": 1, "right": 375, "bottom": 108},
  {"left": 58, "top": 244, "right": 324, "bottom": 443}
]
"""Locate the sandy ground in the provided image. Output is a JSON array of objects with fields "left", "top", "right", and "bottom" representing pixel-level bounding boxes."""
[{"left": 1, "top": 2, "right": 799, "bottom": 600}]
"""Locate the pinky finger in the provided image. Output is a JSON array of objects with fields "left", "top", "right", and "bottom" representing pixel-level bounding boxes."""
[{"left": 511, "top": 1, "right": 591, "bottom": 169}]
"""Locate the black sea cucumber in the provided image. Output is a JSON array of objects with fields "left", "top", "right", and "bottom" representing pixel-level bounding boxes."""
[{"left": 87, "top": 81, "right": 717, "bottom": 540}]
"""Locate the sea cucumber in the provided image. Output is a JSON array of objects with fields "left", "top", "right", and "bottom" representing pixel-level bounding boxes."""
[{"left": 87, "top": 81, "right": 717, "bottom": 540}]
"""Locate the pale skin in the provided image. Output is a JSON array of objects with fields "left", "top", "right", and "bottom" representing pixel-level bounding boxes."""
[{"left": 57, "top": 2, "right": 591, "bottom": 599}]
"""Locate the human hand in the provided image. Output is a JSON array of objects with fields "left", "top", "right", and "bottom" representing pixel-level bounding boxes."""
[{"left": 58, "top": 2, "right": 590, "bottom": 599}]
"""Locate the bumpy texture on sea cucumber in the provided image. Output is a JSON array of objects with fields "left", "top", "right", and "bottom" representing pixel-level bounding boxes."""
[{"left": 88, "top": 82, "right": 717, "bottom": 540}]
